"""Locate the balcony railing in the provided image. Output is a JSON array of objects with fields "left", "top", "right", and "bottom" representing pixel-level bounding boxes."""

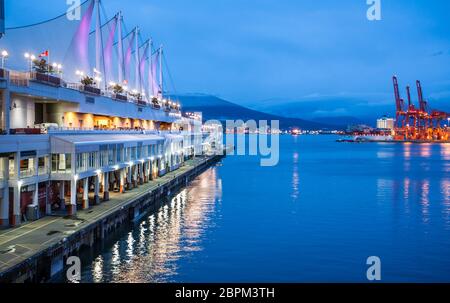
[
  {"left": 30, "top": 72, "right": 62, "bottom": 86},
  {"left": 20, "top": 168, "right": 36, "bottom": 178},
  {"left": 9, "top": 70, "right": 30, "bottom": 87},
  {"left": 4, "top": 68, "right": 183, "bottom": 115}
]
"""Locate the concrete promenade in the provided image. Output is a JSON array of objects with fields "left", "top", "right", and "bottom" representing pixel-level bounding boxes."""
[{"left": 0, "top": 156, "right": 219, "bottom": 281}]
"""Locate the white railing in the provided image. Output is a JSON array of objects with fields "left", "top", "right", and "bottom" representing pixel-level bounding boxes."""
[{"left": 9, "top": 70, "right": 30, "bottom": 87}]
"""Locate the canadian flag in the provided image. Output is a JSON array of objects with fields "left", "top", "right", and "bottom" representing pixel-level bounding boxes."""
[{"left": 39, "top": 50, "right": 49, "bottom": 57}]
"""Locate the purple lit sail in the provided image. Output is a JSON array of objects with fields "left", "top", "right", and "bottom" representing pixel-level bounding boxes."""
[
  {"left": 139, "top": 43, "right": 149, "bottom": 93},
  {"left": 124, "top": 31, "right": 135, "bottom": 84},
  {"left": 104, "top": 16, "right": 118, "bottom": 84},
  {"left": 151, "top": 52, "right": 159, "bottom": 96},
  {"left": 69, "top": 0, "right": 95, "bottom": 75}
]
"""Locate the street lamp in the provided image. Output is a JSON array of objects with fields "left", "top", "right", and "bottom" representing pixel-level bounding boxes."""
[
  {"left": 1, "top": 50, "right": 9, "bottom": 69},
  {"left": 75, "top": 70, "right": 85, "bottom": 81},
  {"left": 24, "top": 53, "right": 36, "bottom": 72},
  {"left": 52, "top": 62, "right": 63, "bottom": 76}
]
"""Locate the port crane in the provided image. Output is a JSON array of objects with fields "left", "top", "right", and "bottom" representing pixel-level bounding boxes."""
[{"left": 392, "top": 76, "right": 449, "bottom": 141}]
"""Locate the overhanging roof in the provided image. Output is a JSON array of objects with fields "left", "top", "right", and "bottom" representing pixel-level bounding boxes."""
[{"left": 51, "top": 134, "right": 165, "bottom": 154}]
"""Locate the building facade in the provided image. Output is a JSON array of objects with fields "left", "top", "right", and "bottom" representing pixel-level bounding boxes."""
[
  {"left": 0, "top": 68, "right": 210, "bottom": 228},
  {"left": 376, "top": 116, "right": 395, "bottom": 130}
]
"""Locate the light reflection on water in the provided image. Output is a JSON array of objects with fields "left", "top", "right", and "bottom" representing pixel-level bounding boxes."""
[
  {"left": 83, "top": 168, "right": 221, "bottom": 283},
  {"left": 81, "top": 138, "right": 450, "bottom": 282}
]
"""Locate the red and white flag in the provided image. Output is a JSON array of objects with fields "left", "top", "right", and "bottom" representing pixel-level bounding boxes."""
[{"left": 39, "top": 50, "right": 49, "bottom": 58}]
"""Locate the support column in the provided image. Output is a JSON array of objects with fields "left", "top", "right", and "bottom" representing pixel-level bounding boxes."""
[
  {"left": 0, "top": 187, "right": 9, "bottom": 228},
  {"left": 82, "top": 178, "right": 89, "bottom": 209},
  {"left": 59, "top": 181, "right": 66, "bottom": 211},
  {"left": 12, "top": 186, "right": 21, "bottom": 226},
  {"left": 103, "top": 172, "right": 110, "bottom": 201},
  {"left": 120, "top": 169, "right": 125, "bottom": 193},
  {"left": 139, "top": 163, "right": 144, "bottom": 185},
  {"left": 127, "top": 166, "right": 132, "bottom": 190},
  {"left": 133, "top": 165, "right": 138, "bottom": 188},
  {"left": 0, "top": 158, "right": 10, "bottom": 227},
  {"left": 68, "top": 180, "right": 77, "bottom": 216},
  {"left": 32, "top": 183, "right": 39, "bottom": 206},
  {"left": 12, "top": 152, "right": 21, "bottom": 226},
  {"left": 94, "top": 175, "right": 100, "bottom": 205},
  {"left": 45, "top": 181, "right": 51, "bottom": 215},
  {"left": 3, "top": 89, "right": 11, "bottom": 134}
]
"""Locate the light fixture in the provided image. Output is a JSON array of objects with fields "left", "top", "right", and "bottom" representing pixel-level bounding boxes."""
[{"left": 1, "top": 50, "right": 8, "bottom": 58}]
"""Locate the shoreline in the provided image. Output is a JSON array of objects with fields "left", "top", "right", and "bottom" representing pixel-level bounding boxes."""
[{"left": 0, "top": 155, "right": 224, "bottom": 283}]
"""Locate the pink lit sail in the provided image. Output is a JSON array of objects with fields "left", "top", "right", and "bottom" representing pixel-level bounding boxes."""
[
  {"left": 150, "top": 52, "right": 159, "bottom": 96},
  {"left": 104, "top": 16, "right": 118, "bottom": 84},
  {"left": 124, "top": 31, "right": 136, "bottom": 84},
  {"left": 139, "top": 43, "right": 149, "bottom": 94},
  {"left": 69, "top": 0, "right": 95, "bottom": 75}
]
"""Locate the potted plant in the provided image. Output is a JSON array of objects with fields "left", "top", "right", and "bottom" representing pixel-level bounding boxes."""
[
  {"left": 129, "top": 91, "right": 146, "bottom": 105},
  {"left": 80, "top": 76, "right": 101, "bottom": 95},
  {"left": 151, "top": 97, "right": 161, "bottom": 109},
  {"left": 31, "top": 59, "right": 61, "bottom": 86},
  {"left": 110, "top": 84, "right": 127, "bottom": 101}
]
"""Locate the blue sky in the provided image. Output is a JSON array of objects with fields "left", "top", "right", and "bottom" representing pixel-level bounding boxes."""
[{"left": 5, "top": 0, "right": 450, "bottom": 115}]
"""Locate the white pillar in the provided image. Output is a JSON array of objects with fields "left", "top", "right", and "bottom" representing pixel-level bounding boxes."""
[
  {"left": 12, "top": 186, "right": 21, "bottom": 226},
  {"left": 12, "top": 153, "right": 21, "bottom": 226},
  {"left": 32, "top": 182, "right": 39, "bottom": 206},
  {"left": 120, "top": 169, "right": 126, "bottom": 193},
  {"left": 133, "top": 164, "right": 138, "bottom": 187},
  {"left": 82, "top": 178, "right": 89, "bottom": 209}
]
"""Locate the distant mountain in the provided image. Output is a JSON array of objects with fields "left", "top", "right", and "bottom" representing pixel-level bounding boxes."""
[
  {"left": 245, "top": 95, "right": 450, "bottom": 126},
  {"left": 172, "top": 94, "right": 339, "bottom": 130},
  {"left": 244, "top": 96, "right": 397, "bottom": 126},
  {"left": 312, "top": 116, "right": 366, "bottom": 127}
]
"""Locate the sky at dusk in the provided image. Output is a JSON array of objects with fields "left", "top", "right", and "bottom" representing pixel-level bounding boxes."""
[{"left": 4, "top": 0, "right": 450, "bottom": 113}]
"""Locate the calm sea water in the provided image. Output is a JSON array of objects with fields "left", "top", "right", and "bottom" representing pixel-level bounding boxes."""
[{"left": 80, "top": 135, "right": 450, "bottom": 282}]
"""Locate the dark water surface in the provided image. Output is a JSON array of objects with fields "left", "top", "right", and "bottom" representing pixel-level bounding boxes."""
[{"left": 80, "top": 135, "right": 450, "bottom": 282}]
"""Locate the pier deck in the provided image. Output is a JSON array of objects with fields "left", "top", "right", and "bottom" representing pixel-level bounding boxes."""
[{"left": 0, "top": 156, "right": 221, "bottom": 281}]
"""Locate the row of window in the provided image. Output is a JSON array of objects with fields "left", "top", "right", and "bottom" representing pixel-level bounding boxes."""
[
  {"left": 4, "top": 142, "right": 184, "bottom": 178},
  {"left": 75, "top": 143, "right": 165, "bottom": 173}
]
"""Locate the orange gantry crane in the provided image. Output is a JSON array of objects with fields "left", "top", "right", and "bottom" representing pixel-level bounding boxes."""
[{"left": 392, "top": 76, "right": 449, "bottom": 141}]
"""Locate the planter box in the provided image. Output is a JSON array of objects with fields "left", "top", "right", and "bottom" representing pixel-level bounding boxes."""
[
  {"left": 151, "top": 103, "right": 161, "bottom": 110},
  {"left": 33, "top": 72, "right": 61, "bottom": 86},
  {"left": 83, "top": 85, "right": 101, "bottom": 95},
  {"left": 114, "top": 93, "right": 128, "bottom": 101},
  {"left": 0, "top": 68, "right": 8, "bottom": 79},
  {"left": 137, "top": 100, "right": 147, "bottom": 106}
]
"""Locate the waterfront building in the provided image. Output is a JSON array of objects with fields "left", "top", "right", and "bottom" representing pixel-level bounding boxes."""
[
  {"left": 376, "top": 116, "right": 395, "bottom": 130},
  {"left": 0, "top": 0, "right": 216, "bottom": 228}
]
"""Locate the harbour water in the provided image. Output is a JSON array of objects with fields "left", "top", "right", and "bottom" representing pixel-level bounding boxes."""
[{"left": 80, "top": 135, "right": 450, "bottom": 282}]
